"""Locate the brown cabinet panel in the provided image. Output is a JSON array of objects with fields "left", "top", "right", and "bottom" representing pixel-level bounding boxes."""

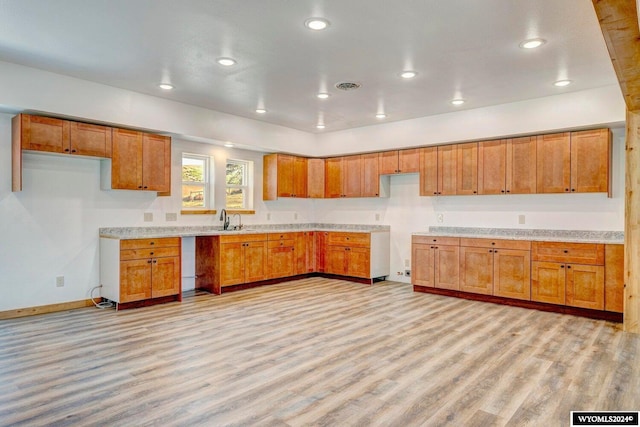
[
  {"left": 536, "top": 132, "right": 571, "bottom": 193},
  {"left": 412, "top": 243, "right": 435, "bottom": 287},
  {"left": 307, "top": 158, "right": 325, "bottom": 198},
  {"left": 69, "top": 122, "right": 111, "bottom": 158},
  {"left": 438, "top": 145, "right": 457, "bottom": 195},
  {"left": 532, "top": 242, "right": 604, "bottom": 265},
  {"left": 141, "top": 133, "right": 171, "bottom": 192},
  {"left": 566, "top": 264, "right": 604, "bottom": 310},
  {"left": 605, "top": 244, "right": 624, "bottom": 313},
  {"left": 120, "top": 259, "right": 153, "bottom": 303},
  {"left": 531, "top": 261, "right": 566, "bottom": 305},
  {"left": 399, "top": 148, "right": 420, "bottom": 173},
  {"left": 292, "top": 156, "right": 308, "bottom": 198},
  {"left": 243, "top": 241, "right": 268, "bottom": 283},
  {"left": 315, "top": 232, "right": 328, "bottom": 273},
  {"left": 361, "top": 153, "right": 380, "bottom": 197},
  {"left": 20, "top": 115, "right": 70, "bottom": 153},
  {"left": 456, "top": 142, "right": 478, "bottom": 195},
  {"left": 419, "top": 147, "right": 438, "bottom": 196},
  {"left": 459, "top": 238, "right": 530, "bottom": 251},
  {"left": 493, "top": 249, "right": 531, "bottom": 300},
  {"left": 506, "top": 136, "right": 537, "bottom": 194},
  {"left": 111, "top": 129, "right": 143, "bottom": 190},
  {"left": 268, "top": 244, "right": 295, "bottom": 279},
  {"left": 570, "top": 129, "right": 610, "bottom": 193},
  {"left": 325, "top": 157, "right": 343, "bottom": 198},
  {"left": 346, "top": 247, "right": 370, "bottom": 278},
  {"left": 151, "top": 256, "right": 181, "bottom": 298},
  {"left": 120, "top": 237, "right": 180, "bottom": 250},
  {"left": 326, "top": 245, "right": 348, "bottom": 276},
  {"left": 459, "top": 246, "right": 493, "bottom": 295},
  {"left": 343, "top": 155, "right": 362, "bottom": 197},
  {"left": 478, "top": 139, "right": 506, "bottom": 195},
  {"left": 327, "top": 232, "right": 370, "bottom": 247},
  {"left": 220, "top": 242, "right": 245, "bottom": 286},
  {"left": 434, "top": 245, "right": 459, "bottom": 290},
  {"left": 379, "top": 151, "right": 399, "bottom": 175}
]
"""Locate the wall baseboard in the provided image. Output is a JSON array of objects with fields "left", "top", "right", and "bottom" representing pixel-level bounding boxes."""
[{"left": 0, "top": 299, "right": 95, "bottom": 320}]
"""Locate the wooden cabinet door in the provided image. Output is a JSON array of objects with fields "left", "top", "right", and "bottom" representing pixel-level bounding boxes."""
[
  {"left": 379, "top": 151, "right": 399, "bottom": 174},
  {"left": 268, "top": 245, "right": 295, "bottom": 279},
  {"left": 346, "top": 247, "right": 370, "bottom": 278},
  {"left": 531, "top": 261, "right": 566, "bottom": 305},
  {"left": 478, "top": 140, "right": 506, "bottom": 195},
  {"left": 276, "top": 154, "right": 294, "bottom": 197},
  {"left": 604, "top": 244, "right": 624, "bottom": 313},
  {"left": 419, "top": 147, "right": 438, "bottom": 196},
  {"left": 141, "top": 133, "right": 171, "bottom": 192},
  {"left": 437, "top": 145, "right": 457, "bottom": 195},
  {"left": 459, "top": 246, "right": 493, "bottom": 295},
  {"left": 315, "top": 232, "right": 328, "bottom": 273},
  {"left": 112, "top": 129, "right": 143, "bottom": 190},
  {"left": 399, "top": 148, "right": 420, "bottom": 173},
  {"left": 304, "top": 232, "right": 316, "bottom": 273},
  {"left": 343, "top": 155, "right": 362, "bottom": 197},
  {"left": 20, "top": 115, "right": 70, "bottom": 153},
  {"left": 292, "top": 156, "right": 308, "bottom": 197},
  {"left": 361, "top": 153, "right": 380, "bottom": 197},
  {"left": 412, "top": 244, "right": 435, "bottom": 287},
  {"left": 244, "top": 241, "right": 268, "bottom": 283},
  {"left": 456, "top": 142, "right": 478, "bottom": 195},
  {"left": 435, "top": 245, "right": 459, "bottom": 290},
  {"left": 151, "top": 256, "right": 181, "bottom": 298},
  {"left": 69, "top": 122, "right": 111, "bottom": 157},
  {"left": 326, "top": 246, "right": 347, "bottom": 275},
  {"left": 536, "top": 132, "right": 571, "bottom": 193},
  {"left": 325, "top": 157, "right": 343, "bottom": 198},
  {"left": 307, "top": 158, "right": 325, "bottom": 198},
  {"left": 294, "top": 232, "right": 309, "bottom": 275},
  {"left": 506, "top": 136, "right": 537, "bottom": 194},
  {"left": 220, "top": 242, "right": 244, "bottom": 286},
  {"left": 120, "top": 259, "right": 152, "bottom": 303},
  {"left": 570, "top": 129, "right": 610, "bottom": 193},
  {"left": 493, "top": 249, "right": 531, "bottom": 300},
  {"left": 566, "top": 264, "right": 604, "bottom": 310}
]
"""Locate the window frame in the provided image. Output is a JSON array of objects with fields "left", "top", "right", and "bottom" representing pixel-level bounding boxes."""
[
  {"left": 181, "top": 153, "right": 214, "bottom": 212},
  {"left": 225, "top": 158, "right": 253, "bottom": 210}
]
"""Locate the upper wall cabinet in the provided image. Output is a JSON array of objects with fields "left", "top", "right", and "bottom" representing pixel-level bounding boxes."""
[
  {"left": 325, "top": 155, "right": 362, "bottom": 198},
  {"left": 456, "top": 142, "right": 478, "bottom": 195},
  {"left": 536, "top": 129, "right": 610, "bottom": 194},
  {"left": 379, "top": 148, "right": 420, "bottom": 175},
  {"left": 478, "top": 137, "right": 536, "bottom": 195},
  {"left": 263, "top": 154, "right": 308, "bottom": 200},
  {"left": 361, "top": 153, "right": 380, "bottom": 197},
  {"left": 103, "top": 129, "right": 171, "bottom": 193},
  {"left": 12, "top": 114, "right": 112, "bottom": 191},
  {"left": 307, "top": 158, "right": 325, "bottom": 198}
]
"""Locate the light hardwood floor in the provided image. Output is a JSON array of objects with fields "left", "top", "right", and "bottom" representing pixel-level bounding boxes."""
[{"left": 1, "top": 278, "right": 638, "bottom": 426}]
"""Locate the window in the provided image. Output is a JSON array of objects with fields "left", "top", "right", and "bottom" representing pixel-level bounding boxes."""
[
  {"left": 182, "top": 154, "right": 212, "bottom": 210},
  {"left": 225, "top": 159, "right": 252, "bottom": 209}
]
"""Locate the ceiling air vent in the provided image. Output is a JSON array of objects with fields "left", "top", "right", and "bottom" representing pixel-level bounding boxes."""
[{"left": 335, "top": 82, "right": 361, "bottom": 91}]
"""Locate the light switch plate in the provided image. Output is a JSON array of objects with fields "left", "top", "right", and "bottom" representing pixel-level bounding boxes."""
[
  {"left": 166, "top": 212, "right": 177, "bottom": 221},
  {"left": 518, "top": 214, "right": 525, "bottom": 224},
  {"left": 144, "top": 212, "right": 153, "bottom": 222}
]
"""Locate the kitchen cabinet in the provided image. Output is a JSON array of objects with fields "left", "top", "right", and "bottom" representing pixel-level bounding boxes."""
[
  {"left": 604, "top": 244, "right": 624, "bottom": 313},
  {"left": 267, "top": 234, "right": 296, "bottom": 279},
  {"left": 379, "top": 148, "right": 420, "bottom": 175},
  {"left": 458, "top": 238, "right": 531, "bottom": 299},
  {"left": 307, "top": 158, "right": 325, "bottom": 198},
  {"left": 196, "top": 234, "right": 268, "bottom": 294},
  {"left": 456, "top": 142, "right": 478, "bottom": 195},
  {"left": 536, "top": 130, "right": 610, "bottom": 194},
  {"left": 315, "top": 231, "right": 328, "bottom": 273},
  {"left": 100, "top": 237, "right": 181, "bottom": 307},
  {"left": 361, "top": 152, "right": 381, "bottom": 197},
  {"left": 105, "top": 128, "right": 171, "bottom": 192},
  {"left": 298, "top": 231, "right": 316, "bottom": 274},
  {"left": 531, "top": 241, "right": 605, "bottom": 309},
  {"left": 325, "top": 231, "right": 390, "bottom": 280},
  {"left": 325, "top": 155, "right": 362, "bottom": 198},
  {"left": 478, "top": 138, "right": 536, "bottom": 195},
  {"left": 411, "top": 236, "right": 460, "bottom": 290},
  {"left": 263, "top": 154, "right": 308, "bottom": 200},
  {"left": 419, "top": 145, "right": 457, "bottom": 196}
]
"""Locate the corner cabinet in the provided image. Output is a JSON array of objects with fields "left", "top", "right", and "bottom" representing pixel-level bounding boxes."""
[
  {"left": 102, "top": 129, "right": 171, "bottom": 193},
  {"left": 263, "top": 154, "right": 308, "bottom": 200},
  {"left": 100, "top": 237, "right": 182, "bottom": 308}
]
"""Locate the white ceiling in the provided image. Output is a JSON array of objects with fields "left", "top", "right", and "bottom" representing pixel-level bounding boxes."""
[{"left": 0, "top": 0, "right": 618, "bottom": 133}]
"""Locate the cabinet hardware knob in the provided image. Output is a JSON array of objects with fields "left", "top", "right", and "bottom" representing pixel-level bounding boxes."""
[
  {"left": 561, "top": 265, "right": 565, "bottom": 268},
  {"left": 563, "top": 250, "right": 568, "bottom": 253},
  {"left": 491, "top": 242, "right": 495, "bottom": 245},
  {"left": 64, "top": 148, "right": 70, "bottom": 152},
  {"left": 138, "top": 186, "right": 143, "bottom": 189},
  {"left": 430, "top": 246, "right": 434, "bottom": 249},
  {"left": 71, "top": 149, "right": 76, "bottom": 153},
  {"left": 150, "top": 242, "right": 155, "bottom": 245},
  {"left": 501, "top": 190, "right": 505, "bottom": 193},
  {"left": 489, "top": 249, "right": 492, "bottom": 253},
  {"left": 150, "top": 252, "right": 154, "bottom": 255},
  {"left": 494, "top": 250, "right": 498, "bottom": 253},
  {"left": 565, "top": 188, "right": 569, "bottom": 192},
  {"left": 433, "top": 239, "right": 437, "bottom": 242},
  {"left": 567, "top": 265, "right": 571, "bottom": 269},
  {"left": 571, "top": 189, "right": 576, "bottom": 192},
  {"left": 147, "top": 260, "right": 152, "bottom": 264},
  {"left": 506, "top": 190, "right": 510, "bottom": 193},
  {"left": 153, "top": 260, "right": 157, "bottom": 264},
  {"left": 143, "top": 186, "right": 148, "bottom": 189},
  {"left": 433, "top": 192, "right": 437, "bottom": 195},
  {"left": 473, "top": 191, "right": 477, "bottom": 194},
  {"left": 435, "top": 246, "right": 438, "bottom": 249}
]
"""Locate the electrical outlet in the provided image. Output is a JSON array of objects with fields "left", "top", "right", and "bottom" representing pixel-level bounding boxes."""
[
  {"left": 404, "top": 259, "right": 410, "bottom": 268},
  {"left": 518, "top": 214, "right": 526, "bottom": 224},
  {"left": 437, "top": 213, "right": 444, "bottom": 223},
  {"left": 56, "top": 276, "right": 64, "bottom": 287},
  {"left": 266, "top": 213, "right": 271, "bottom": 221},
  {"left": 294, "top": 212, "right": 298, "bottom": 220},
  {"left": 375, "top": 213, "right": 380, "bottom": 221},
  {"left": 166, "top": 212, "right": 177, "bottom": 221},
  {"left": 404, "top": 270, "right": 411, "bottom": 277},
  {"left": 144, "top": 212, "right": 153, "bottom": 222}
]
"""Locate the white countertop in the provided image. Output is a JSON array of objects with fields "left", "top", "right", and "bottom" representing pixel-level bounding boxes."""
[{"left": 413, "top": 227, "right": 624, "bottom": 244}]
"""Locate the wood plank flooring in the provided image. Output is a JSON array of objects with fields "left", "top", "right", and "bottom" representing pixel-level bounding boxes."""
[{"left": 1, "top": 278, "right": 638, "bottom": 426}]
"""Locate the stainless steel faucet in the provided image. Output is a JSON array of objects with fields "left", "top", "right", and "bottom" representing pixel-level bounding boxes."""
[{"left": 219, "top": 209, "right": 230, "bottom": 230}]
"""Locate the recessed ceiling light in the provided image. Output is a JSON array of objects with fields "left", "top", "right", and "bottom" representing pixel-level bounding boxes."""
[
  {"left": 519, "top": 38, "right": 546, "bottom": 49},
  {"left": 158, "top": 83, "right": 174, "bottom": 90},
  {"left": 451, "top": 99, "right": 465, "bottom": 106},
  {"left": 224, "top": 142, "right": 234, "bottom": 148},
  {"left": 553, "top": 79, "right": 572, "bottom": 87},
  {"left": 317, "top": 93, "right": 330, "bottom": 99},
  {"left": 316, "top": 124, "right": 326, "bottom": 129},
  {"left": 217, "top": 57, "right": 237, "bottom": 66},
  {"left": 256, "top": 108, "right": 267, "bottom": 114},
  {"left": 305, "top": 18, "right": 330, "bottom": 30},
  {"left": 376, "top": 113, "right": 387, "bottom": 119},
  {"left": 400, "top": 71, "right": 417, "bottom": 79}
]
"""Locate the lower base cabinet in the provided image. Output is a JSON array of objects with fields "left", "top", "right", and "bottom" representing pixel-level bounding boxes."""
[
  {"left": 100, "top": 237, "right": 182, "bottom": 306},
  {"left": 411, "top": 236, "right": 460, "bottom": 290}
]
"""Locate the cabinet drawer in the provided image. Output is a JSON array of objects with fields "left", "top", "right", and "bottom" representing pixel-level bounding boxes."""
[
  {"left": 120, "top": 246, "right": 180, "bottom": 261},
  {"left": 268, "top": 239, "right": 295, "bottom": 249},
  {"left": 120, "top": 237, "right": 180, "bottom": 250},
  {"left": 412, "top": 236, "right": 460, "bottom": 246},
  {"left": 219, "top": 233, "right": 267, "bottom": 243},
  {"left": 459, "top": 238, "right": 531, "bottom": 251},
  {"left": 268, "top": 232, "right": 298, "bottom": 241},
  {"left": 327, "top": 232, "right": 370, "bottom": 247},
  {"left": 532, "top": 242, "right": 604, "bottom": 265}
]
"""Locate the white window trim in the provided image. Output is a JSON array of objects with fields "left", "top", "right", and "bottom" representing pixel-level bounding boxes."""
[
  {"left": 226, "top": 158, "right": 253, "bottom": 210},
  {"left": 181, "top": 152, "right": 214, "bottom": 211}
]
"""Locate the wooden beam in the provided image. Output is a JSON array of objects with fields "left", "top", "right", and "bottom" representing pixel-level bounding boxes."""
[
  {"left": 625, "top": 110, "right": 640, "bottom": 333},
  {"left": 592, "top": 0, "right": 640, "bottom": 111}
]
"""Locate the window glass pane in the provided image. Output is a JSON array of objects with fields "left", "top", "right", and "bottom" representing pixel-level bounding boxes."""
[
  {"left": 182, "top": 184, "right": 206, "bottom": 208},
  {"left": 226, "top": 188, "right": 244, "bottom": 209},
  {"left": 226, "top": 162, "right": 245, "bottom": 185},
  {"left": 183, "top": 157, "right": 205, "bottom": 182}
]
